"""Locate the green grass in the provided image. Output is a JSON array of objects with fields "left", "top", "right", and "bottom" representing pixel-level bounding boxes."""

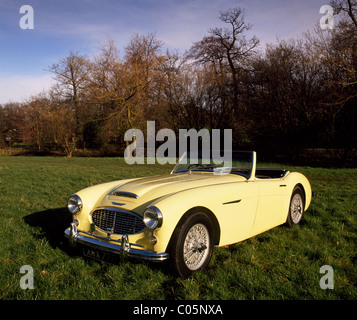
[{"left": 0, "top": 156, "right": 356, "bottom": 300}]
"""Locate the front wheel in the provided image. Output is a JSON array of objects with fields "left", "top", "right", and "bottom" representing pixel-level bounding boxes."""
[
  {"left": 286, "top": 186, "right": 305, "bottom": 227},
  {"left": 168, "top": 212, "right": 214, "bottom": 279}
]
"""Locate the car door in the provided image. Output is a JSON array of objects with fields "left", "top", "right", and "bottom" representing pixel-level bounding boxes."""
[
  {"left": 251, "top": 178, "right": 289, "bottom": 236},
  {"left": 216, "top": 181, "right": 260, "bottom": 246}
]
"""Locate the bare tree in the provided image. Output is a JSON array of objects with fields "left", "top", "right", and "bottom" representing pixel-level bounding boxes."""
[
  {"left": 22, "top": 92, "right": 77, "bottom": 157},
  {"left": 188, "top": 8, "right": 259, "bottom": 124},
  {"left": 124, "top": 33, "right": 164, "bottom": 127},
  {"left": 302, "top": 1, "right": 357, "bottom": 158},
  {"left": 48, "top": 52, "right": 90, "bottom": 143},
  {"left": 247, "top": 38, "right": 327, "bottom": 158},
  {"left": 0, "top": 103, "right": 25, "bottom": 147},
  {"left": 331, "top": 0, "right": 357, "bottom": 27}
]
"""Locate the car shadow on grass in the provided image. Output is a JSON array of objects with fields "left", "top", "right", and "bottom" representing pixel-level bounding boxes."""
[{"left": 23, "top": 207, "right": 74, "bottom": 254}]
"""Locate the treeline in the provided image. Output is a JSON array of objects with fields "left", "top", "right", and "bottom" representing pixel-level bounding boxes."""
[{"left": 1, "top": 2, "right": 356, "bottom": 166}]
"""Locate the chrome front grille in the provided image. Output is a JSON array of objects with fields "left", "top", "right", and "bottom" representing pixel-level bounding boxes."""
[{"left": 91, "top": 208, "right": 146, "bottom": 235}]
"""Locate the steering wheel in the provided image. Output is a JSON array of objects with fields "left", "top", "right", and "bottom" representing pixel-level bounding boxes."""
[{"left": 187, "top": 163, "right": 204, "bottom": 170}]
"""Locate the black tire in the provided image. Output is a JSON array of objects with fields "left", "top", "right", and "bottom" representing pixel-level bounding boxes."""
[
  {"left": 286, "top": 186, "right": 305, "bottom": 227},
  {"left": 168, "top": 212, "right": 214, "bottom": 279}
]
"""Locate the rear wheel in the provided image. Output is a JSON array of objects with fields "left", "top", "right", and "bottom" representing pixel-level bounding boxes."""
[
  {"left": 168, "top": 212, "right": 214, "bottom": 278},
  {"left": 286, "top": 186, "right": 305, "bottom": 227}
]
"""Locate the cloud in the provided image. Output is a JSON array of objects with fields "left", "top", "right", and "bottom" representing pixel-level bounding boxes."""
[{"left": 0, "top": 74, "right": 54, "bottom": 105}]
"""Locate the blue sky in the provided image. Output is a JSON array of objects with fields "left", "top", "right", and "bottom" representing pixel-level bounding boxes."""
[{"left": 0, "top": 0, "right": 328, "bottom": 104}]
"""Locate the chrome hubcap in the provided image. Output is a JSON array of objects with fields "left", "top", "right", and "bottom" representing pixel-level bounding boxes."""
[
  {"left": 183, "top": 223, "right": 210, "bottom": 270},
  {"left": 291, "top": 193, "right": 303, "bottom": 224}
]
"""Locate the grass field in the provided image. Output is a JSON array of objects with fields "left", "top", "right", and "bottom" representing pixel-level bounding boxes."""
[{"left": 0, "top": 156, "right": 356, "bottom": 300}]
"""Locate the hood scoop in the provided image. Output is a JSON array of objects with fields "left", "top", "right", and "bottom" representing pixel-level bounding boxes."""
[{"left": 111, "top": 191, "right": 139, "bottom": 199}]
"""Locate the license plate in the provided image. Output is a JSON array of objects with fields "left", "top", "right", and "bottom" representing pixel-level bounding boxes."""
[{"left": 82, "top": 246, "right": 119, "bottom": 264}]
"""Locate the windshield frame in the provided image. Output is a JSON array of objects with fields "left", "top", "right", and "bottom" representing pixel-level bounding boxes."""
[{"left": 171, "top": 150, "right": 255, "bottom": 179}]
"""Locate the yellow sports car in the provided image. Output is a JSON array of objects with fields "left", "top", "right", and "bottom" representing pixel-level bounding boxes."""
[{"left": 65, "top": 151, "right": 312, "bottom": 278}]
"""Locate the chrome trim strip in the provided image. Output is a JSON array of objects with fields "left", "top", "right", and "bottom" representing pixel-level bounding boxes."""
[
  {"left": 222, "top": 199, "right": 241, "bottom": 205},
  {"left": 64, "top": 225, "right": 169, "bottom": 262}
]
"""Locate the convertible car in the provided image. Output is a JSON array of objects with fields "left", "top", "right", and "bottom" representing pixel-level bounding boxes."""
[{"left": 65, "top": 151, "right": 311, "bottom": 278}]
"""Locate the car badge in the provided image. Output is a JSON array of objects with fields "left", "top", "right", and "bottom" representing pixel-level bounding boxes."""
[{"left": 112, "top": 202, "right": 126, "bottom": 206}]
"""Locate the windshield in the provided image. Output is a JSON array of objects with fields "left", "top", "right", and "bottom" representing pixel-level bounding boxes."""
[{"left": 172, "top": 150, "right": 254, "bottom": 179}]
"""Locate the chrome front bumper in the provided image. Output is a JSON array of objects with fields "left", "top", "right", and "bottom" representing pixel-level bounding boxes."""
[{"left": 64, "top": 222, "right": 169, "bottom": 262}]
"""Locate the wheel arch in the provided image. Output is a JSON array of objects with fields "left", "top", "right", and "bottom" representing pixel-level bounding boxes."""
[
  {"left": 285, "top": 171, "right": 312, "bottom": 211},
  {"left": 165, "top": 206, "right": 221, "bottom": 252},
  {"left": 294, "top": 183, "right": 306, "bottom": 208}
]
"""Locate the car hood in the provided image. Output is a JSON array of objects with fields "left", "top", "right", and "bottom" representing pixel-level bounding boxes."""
[{"left": 99, "top": 173, "right": 244, "bottom": 214}]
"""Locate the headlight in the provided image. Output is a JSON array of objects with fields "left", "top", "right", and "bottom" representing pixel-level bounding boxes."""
[
  {"left": 143, "top": 206, "right": 163, "bottom": 230},
  {"left": 67, "top": 194, "right": 83, "bottom": 215}
]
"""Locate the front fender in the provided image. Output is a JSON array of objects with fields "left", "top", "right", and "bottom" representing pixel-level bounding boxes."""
[
  {"left": 284, "top": 172, "right": 312, "bottom": 211},
  {"left": 151, "top": 188, "right": 217, "bottom": 253},
  {"left": 151, "top": 180, "right": 258, "bottom": 252}
]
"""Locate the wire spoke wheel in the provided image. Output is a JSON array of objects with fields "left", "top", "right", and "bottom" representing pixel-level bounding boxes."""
[
  {"left": 291, "top": 193, "right": 303, "bottom": 224},
  {"left": 286, "top": 186, "right": 305, "bottom": 227},
  {"left": 183, "top": 223, "right": 210, "bottom": 271},
  {"left": 168, "top": 212, "right": 214, "bottom": 278}
]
